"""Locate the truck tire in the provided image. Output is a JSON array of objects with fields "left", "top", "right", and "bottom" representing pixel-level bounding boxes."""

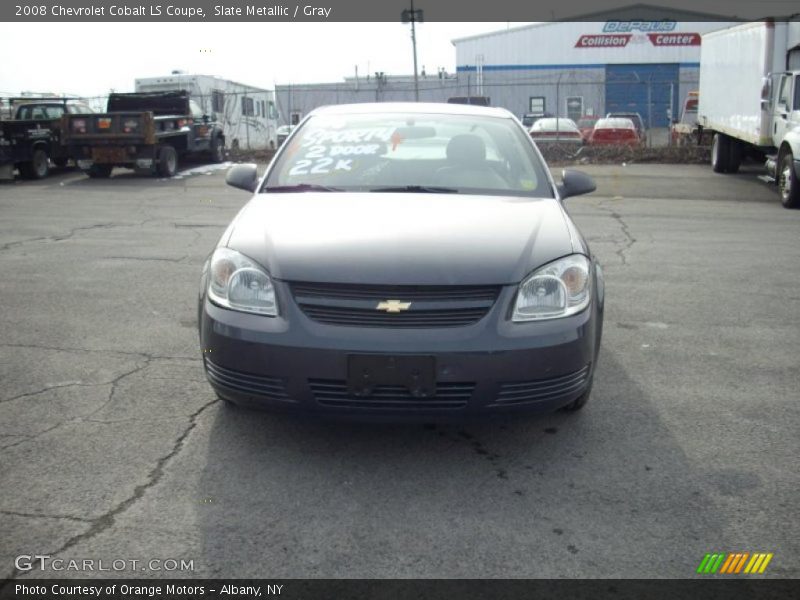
[
  {"left": 727, "top": 138, "right": 742, "bottom": 174},
  {"left": 157, "top": 145, "right": 178, "bottom": 177},
  {"left": 87, "top": 165, "right": 113, "bottom": 178},
  {"left": 19, "top": 148, "right": 50, "bottom": 180},
  {"left": 711, "top": 133, "right": 730, "bottom": 173},
  {"left": 210, "top": 136, "right": 225, "bottom": 163},
  {"left": 778, "top": 152, "right": 800, "bottom": 209}
]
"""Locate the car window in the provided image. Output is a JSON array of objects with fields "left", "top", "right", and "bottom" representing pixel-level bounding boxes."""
[
  {"left": 44, "top": 105, "right": 65, "bottom": 119},
  {"left": 266, "top": 112, "right": 552, "bottom": 197}
]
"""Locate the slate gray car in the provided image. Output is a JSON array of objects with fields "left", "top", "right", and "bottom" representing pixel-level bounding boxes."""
[{"left": 199, "top": 103, "right": 603, "bottom": 419}]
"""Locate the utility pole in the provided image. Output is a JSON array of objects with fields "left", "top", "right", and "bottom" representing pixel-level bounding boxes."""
[{"left": 401, "top": 1, "right": 423, "bottom": 102}]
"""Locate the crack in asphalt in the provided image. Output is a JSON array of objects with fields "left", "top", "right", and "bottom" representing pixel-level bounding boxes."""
[
  {"left": 0, "top": 381, "right": 106, "bottom": 406},
  {"left": 0, "top": 509, "right": 94, "bottom": 524},
  {"left": 0, "top": 218, "right": 168, "bottom": 253},
  {"left": 106, "top": 256, "right": 190, "bottom": 263},
  {"left": 5, "top": 397, "right": 219, "bottom": 581},
  {"left": 597, "top": 199, "right": 636, "bottom": 266},
  {"left": 0, "top": 342, "right": 197, "bottom": 361},
  {"left": 0, "top": 355, "right": 202, "bottom": 451},
  {"left": 0, "top": 359, "right": 150, "bottom": 450},
  {"left": 0, "top": 222, "right": 115, "bottom": 252}
]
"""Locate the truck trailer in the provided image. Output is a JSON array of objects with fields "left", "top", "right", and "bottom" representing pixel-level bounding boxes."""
[{"left": 698, "top": 20, "right": 800, "bottom": 208}]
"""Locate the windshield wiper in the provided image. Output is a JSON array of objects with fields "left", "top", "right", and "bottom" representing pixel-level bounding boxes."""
[
  {"left": 263, "top": 184, "right": 342, "bottom": 193},
  {"left": 370, "top": 185, "right": 459, "bottom": 194}
]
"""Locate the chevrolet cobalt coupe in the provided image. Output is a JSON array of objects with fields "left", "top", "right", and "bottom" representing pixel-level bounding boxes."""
[{"left": 199, "top": 103, "right": 603, "bottom": 418}]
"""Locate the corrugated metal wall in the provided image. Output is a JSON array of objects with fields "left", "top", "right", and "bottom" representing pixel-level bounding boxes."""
[{"left": 605, "top": 64, "right": 680, "bottom": 127}]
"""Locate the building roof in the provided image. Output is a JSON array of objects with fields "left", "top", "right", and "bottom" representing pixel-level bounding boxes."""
[{"left": 451, "top": 4, "right": 738, "bottom": 45}]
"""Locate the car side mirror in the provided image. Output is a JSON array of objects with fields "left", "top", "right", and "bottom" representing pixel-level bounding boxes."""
[
  {"left": 226, "top": 163, "right": 258, "bottom": 192},
  {"left": 202, "top": 114, "right": 211, "bottom": 123},
  {"left": 557, "top": 169, "right": 596, "bottom": 200}
]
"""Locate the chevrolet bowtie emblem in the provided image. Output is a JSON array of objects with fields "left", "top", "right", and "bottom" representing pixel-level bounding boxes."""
[{"left": 376, "top": 300, "right": 412, "bottom": 313}]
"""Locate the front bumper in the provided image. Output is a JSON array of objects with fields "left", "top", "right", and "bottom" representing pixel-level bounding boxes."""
[{"left": 199, "top": 284, "right": 602, "bottom": 420}]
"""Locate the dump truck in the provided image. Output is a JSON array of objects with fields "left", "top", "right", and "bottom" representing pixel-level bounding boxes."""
[{"left": 62, "top": 90, "right": 225, "bottom": 178}]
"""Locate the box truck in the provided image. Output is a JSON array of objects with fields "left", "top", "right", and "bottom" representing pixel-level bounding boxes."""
[{"left": 698, "top": 20, "right": 800, "bottom": 208}]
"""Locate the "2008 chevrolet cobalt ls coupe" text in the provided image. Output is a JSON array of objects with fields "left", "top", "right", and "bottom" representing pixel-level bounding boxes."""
[{"left": 199, "top": 103, "right": 603, "bottom": 419}]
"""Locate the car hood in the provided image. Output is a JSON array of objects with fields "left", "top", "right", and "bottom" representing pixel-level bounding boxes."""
[{"left": 225, "top": 192, "right": 575, "bottom": 285}]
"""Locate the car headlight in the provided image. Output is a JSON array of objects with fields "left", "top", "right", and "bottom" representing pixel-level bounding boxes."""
[
  {"left": 512, "top": 254, "right": 592, "bottom": 321},
  {"left": 207, "top": 248, "right": 278, "bottom": 316}
]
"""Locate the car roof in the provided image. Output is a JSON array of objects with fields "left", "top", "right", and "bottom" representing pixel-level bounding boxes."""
[
  {"left": 308, "top": 102, "right": 515, "bottom": 120},
  {"left": 607, "top": 112, "right": 643, "bottom": 120}
]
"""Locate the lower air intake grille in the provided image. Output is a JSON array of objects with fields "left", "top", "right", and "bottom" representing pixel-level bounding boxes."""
[
  {"left": 309, "top": 379, "right": 474, "bottom": 410},
  {"left": 205, "top": 359, "right": 292, "bottom": 402},
  {"left": 492, "top": 365, "right": 591, "bottom": 406}
]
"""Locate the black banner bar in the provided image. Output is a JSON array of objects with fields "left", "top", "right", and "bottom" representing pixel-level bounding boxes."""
[
  {"left": 1, "top": 0, "right": 799, "bottom": 22},
  {"left": 2, "top": 580, "right": 800, "bottom": 600}
]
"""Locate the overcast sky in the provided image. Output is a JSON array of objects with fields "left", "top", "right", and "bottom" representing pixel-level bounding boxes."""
[{"left": 0, "top": 22, "right": 528, "bottom": 98}]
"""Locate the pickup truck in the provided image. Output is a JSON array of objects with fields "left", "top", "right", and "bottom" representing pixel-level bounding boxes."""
[
  {"left": 671, "top": 92, "right": 714, "bottom": 147},
  {"left": 62, "top": 90, "right": 225, "bottom": 178},
  {"left": 0, "top": 98, "right": 91, "bottom": 179}
]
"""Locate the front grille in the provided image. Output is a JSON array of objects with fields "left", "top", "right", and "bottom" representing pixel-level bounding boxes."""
[
  {"left": 291, "top": 282, "right": 500, "bottom": 328},
  {"left": 205, "top": 359, "right": 293, "bottom": 402},
  {"left": 492, "top": 365, "right": 591, "bottom": 406},
  {"left": 309, "top": 379, "right": 474, "bottom": 410}
]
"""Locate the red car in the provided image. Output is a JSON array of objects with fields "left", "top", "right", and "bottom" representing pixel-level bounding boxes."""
[
  {"left": 588, "top": 118, "right": 641, "bottom": 146},
  {"left": 576, "top": 116, "right": 600, "bottom": 143}
]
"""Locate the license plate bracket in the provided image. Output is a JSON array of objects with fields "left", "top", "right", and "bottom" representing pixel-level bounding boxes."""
[{"left": 347, "top": 354, "right": 436, "bottom": 398}]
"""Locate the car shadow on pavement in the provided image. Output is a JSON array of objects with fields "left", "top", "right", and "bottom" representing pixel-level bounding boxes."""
[{"left": 195, "top": 350, "right": 730, "bottom": 578}]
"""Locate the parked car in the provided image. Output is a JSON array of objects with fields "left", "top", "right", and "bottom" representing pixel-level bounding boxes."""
[
  {"left": 529, "top": 118, "right": 583, "bottom": 146},
  {"left": 577, "top": 115, "right": 600, "bottom": 142},
  {"left": 589, "top": 118, "right": 641, "bottom": 146},
  {"left": 201, "top": 102, "right": 604, "bottom": 419},
  {"left": 521, "top": 112, "right": 552, "bottom": 128},
  {"left": 606, "top": 112, "right": 646, "bottom": 144}
]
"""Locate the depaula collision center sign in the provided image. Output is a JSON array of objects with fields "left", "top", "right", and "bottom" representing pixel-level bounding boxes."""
[{"left": 575, "top": 21, "right": 701, "bottom": 48}]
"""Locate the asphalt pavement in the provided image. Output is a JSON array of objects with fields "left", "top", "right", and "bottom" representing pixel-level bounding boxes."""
[{"left": 0, "top": 161, "right": 798, "bottom": 579}]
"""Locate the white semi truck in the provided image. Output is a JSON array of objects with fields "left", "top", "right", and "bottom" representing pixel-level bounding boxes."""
[{"left": 698, "top": 20, "right": 800, "bottom": 208}]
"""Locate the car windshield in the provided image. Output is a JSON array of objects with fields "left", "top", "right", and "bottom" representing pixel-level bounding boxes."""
[
  {"left": 608, "top": 114, "right": 642, "bottom": 128},
  {"left": 264, "top": 111, "right": 552, "bottom": 197}
]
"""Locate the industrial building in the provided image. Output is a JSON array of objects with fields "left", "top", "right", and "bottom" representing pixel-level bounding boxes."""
[{"left": 276, "top": 5, "right": 738, "bottom": 130}]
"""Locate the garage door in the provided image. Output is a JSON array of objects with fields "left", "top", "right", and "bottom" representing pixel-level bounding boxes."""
[{"left": 605, "top": 64, "right": 679, "bottom": 128}]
